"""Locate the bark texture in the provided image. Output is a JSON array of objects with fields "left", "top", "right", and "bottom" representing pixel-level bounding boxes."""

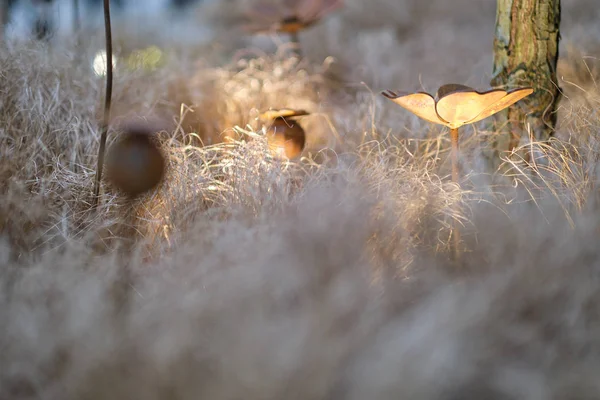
[{"left": 489, "top": 0, "right": 561, "bottom": 157}]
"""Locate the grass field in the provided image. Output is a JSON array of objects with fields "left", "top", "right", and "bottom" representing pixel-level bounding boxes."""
[{"left": 2, "top": 0, "right": 600, "bottom": 398}]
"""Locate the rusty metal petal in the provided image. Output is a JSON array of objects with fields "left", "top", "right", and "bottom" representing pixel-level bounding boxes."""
[
  {"left": 466, "top": 87, "right": 534, "bottom": 125},
  {"left": 435, "top": 89, "right": 506, "bottom": 128},
  {"left": 382, "top": 90, "right": 448, "bottom": 126},
  {"left": 260, "top": 108, "right": 310, "bottom": 122},
  {"left": 435, "top": 83, "right": 474, "bottom": 100}
]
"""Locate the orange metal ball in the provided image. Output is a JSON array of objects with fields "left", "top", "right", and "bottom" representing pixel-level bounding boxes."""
[
  {"left": 105, "top": 129, "right": 166, "bottom": 198},
  {"left": 265, "top": 116, "right": 306, "bottom": 159}
]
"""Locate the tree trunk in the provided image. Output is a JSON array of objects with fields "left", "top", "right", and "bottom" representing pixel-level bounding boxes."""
[
  {"left": 488, "top": 0, "right": 561, "bottom": 160},
  {"left": 0, "top": 0, "right": 8, "bottom": 41},
  {"left": 73, "top": 0, "right": 80, "bottom": 35}
]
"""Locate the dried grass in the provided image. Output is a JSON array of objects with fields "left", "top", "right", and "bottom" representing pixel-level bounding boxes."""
[{"left": 2, "top": 0, "right": 600, "bottom": 398}]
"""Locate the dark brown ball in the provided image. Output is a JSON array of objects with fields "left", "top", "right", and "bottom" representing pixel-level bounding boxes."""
[
  {"left": 105, "top": 130, "right": 166, "bottom": 198},
  {"left": 265, "top": 117, "right": 306, "bottom": 159}
]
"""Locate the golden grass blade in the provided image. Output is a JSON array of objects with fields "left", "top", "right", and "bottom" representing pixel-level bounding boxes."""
[
  {"left": 436, "top": 89, "right": 506, "bottom": 128},
  {"left": 467, "top": 87, "right": 534, "bottom": 125},
  {"left": 382, "top": 90, "right": 447, "bottom": 126}
]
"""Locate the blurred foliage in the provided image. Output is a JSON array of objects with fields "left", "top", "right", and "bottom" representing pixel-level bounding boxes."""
[{"left": 124, "top": 45, "right": 165, "bottom": 71}]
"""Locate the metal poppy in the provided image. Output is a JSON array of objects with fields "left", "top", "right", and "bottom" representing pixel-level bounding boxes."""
[
  {"left": 382, "top": 84, "right": 533, "bottom": 129},
  {"left": 244, "top": 0, "right": 343, "bottom": 35},
  {"left": 382, "top": 84, "right": 533, "bottom": 182},
  {"left": 382, "top": 83, "right": 533, "bottom": 256}
]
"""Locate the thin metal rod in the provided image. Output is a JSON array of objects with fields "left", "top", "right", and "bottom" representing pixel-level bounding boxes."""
[
  {"left": 289, "top": 30, "right": 302, "bottom": 58},
  {"left": 450, "top": 127, "right": 461, "bottom": 259},
  {"left": 0, "top": 0, "right": 8, "bottom": 41},
  {"left": 72, "top": 0, "right": 81, "bottom": 55},
  {"left": 450, "top": 127, "right": 459, "bottom": 184},
  {"left": 72, "top": 0, "right": 80, "bottom": 35},
  {"left": 92, "top": 0, "right": 113, "bottom": 210}
]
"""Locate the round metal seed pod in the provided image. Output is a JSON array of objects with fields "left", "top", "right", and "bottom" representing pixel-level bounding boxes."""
[
  {"left": 260, "top": 108, "right": 309, "bottom": 160},
  {"left": 264, "top": 116, "right": 306, "bottom": 159},
  {"left": 105, "top": 128, "right": 166, "bottom": 198}
]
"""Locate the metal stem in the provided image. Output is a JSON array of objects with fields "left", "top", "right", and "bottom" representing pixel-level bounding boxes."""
[
  {"left": 450, "top": 127, "right": 461, "bottom": 259},
  {"left": 289, "top": 30, "right": 302, "bottom": 58},
  {"left": 450, "top": 127, "right": 459, "bottom": 184},
  {"left": 72, "top": 0, "right": 80, "bottom": 34},
  {"left": 92, "top": 0, "right": 113, "bottom": 210}
]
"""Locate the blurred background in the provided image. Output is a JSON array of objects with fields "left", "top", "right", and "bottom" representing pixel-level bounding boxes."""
[
  {"left": 5, "top": 0, "right": 598, "bottom": 90},
  {"left": 4, "top": 0, "right": 597, "bottom": 149}
]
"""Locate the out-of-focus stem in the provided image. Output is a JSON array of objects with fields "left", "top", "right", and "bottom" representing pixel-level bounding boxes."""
[
  {"left": 289, "top": 30, "right": 302, "bottom": 58},
  {"left": 92, "top": 0, "right": 113, "bottom": 210}
]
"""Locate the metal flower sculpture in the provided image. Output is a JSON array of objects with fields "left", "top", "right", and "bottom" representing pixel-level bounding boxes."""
[
  {"left": 259, "top": 108, "right": 310, "bottom": 159},
  {"left": 245, "top": 0, "right": 343, "bottom": 56},
  {"left": 382, "top": 84, "right": 533, "bottom": 183},
  {"left": 382, "top": 84, "right": 533, "bottom": 258}
]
